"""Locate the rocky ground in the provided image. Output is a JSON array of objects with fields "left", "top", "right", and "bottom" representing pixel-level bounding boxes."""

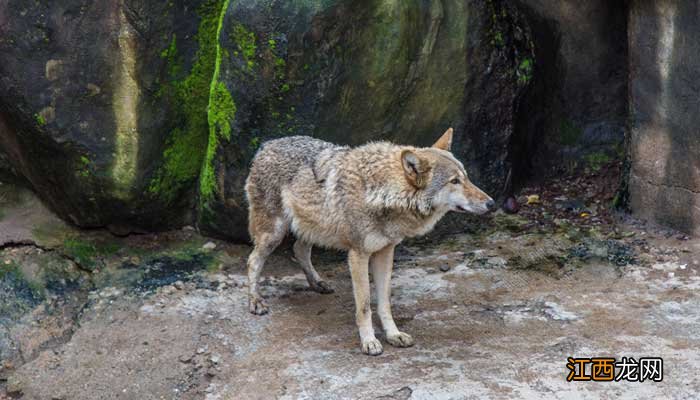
[{"left": 1, "top": 165, "right": 699, "bottom": 400}]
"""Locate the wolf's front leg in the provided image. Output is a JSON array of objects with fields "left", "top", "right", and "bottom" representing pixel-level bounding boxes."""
[
  {"left": 348, "top": 249, "right": 382, "bottom": 355},
  {"left": 370, "top": 244, "right": 414, "bottom": 348}
]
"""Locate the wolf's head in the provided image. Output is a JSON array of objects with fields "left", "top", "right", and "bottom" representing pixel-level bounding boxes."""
[{"left": 401, "top": 128, "right": 496, "bottom": 215}]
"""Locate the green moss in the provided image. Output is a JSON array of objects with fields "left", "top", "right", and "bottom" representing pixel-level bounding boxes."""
[
  {"left": 487, "top": 0, "right": 505, "bottom": 49},
  {"left": 62, "top": 237, "right": 122, "bottom": 271},
  {"left": 231, "top": 23, "right": 257, "bottom": 70},
  {"left": 584, "top": 152, "right": 612, "bottom": 172},
  {"left": 148, "top": 0, "right": 227, "bottom": 204},
  {"left": 209, "top": 82, "right": 235, "bottom": 141},
  {"left": 492, "top": 213, "right": 530, "bottom": 233},
  {"left": 63, "top": 238, "right": 98, "bottom": 269},
  {"left": 199, "top": 0, "right": 235, "bottom": 201},
  {"left": 492, "top": 31, "right": 504, "bottom": 47},
  {"left": 34, "top": 113, "right": 46, "bottom": 126},
  {"left": 559, "top": 119, "right": 582, "bottom": 146},
  {"left": 517, "top": 57, "right": 533, "bottom": 85},
  {"left": 486, "top": 0, "right": 535, "bottom": 88},
  {"left": 160, "top": 35, "right": 182, "bottom": 78},
  {"left": 77, "top": 155, "right": 91, "bottom": 178}
]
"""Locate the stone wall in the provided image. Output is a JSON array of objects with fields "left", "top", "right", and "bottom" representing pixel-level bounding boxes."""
[{"left": 628, "top": 0, "right": 700, "bottom": 235}]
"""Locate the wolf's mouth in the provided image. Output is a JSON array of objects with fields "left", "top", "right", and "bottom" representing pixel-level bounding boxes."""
[{"left": 455, "top": 205, "right": 467, "bottom": 213}]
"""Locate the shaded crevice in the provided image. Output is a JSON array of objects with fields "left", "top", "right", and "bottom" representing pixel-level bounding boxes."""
[
  {"left": 509, "top": 1, "right": 629, "bottom": 191},
  {"left": 508, "top": 3, "right": 563, "bottom": 192}
]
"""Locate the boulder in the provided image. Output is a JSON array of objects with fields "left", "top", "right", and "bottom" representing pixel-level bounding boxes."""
[
  {"left": 627, "top": 0, "right": 700, "bottom": 235},
  {"left": 198, "top": 0, "right": 535, "bottom": 240},
  {"left": 0, "top": 0, "right": 218, "bottom": 233},
  {"left": 0, "top": 0, "right": 535, "bottom": 241}
]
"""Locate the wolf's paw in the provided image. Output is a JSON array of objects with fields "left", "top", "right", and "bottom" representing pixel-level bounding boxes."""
[
  {"left": 387, "top": 332, "right": 414, "bottom": 348},
  {"left": 311, "top": 280, "right": 334, "bottom": 294},
  {"left": 249, "top": 296, "right": 269, "bottom": 315},
  {"left": 361, "top": 337, "right": 383, "bottom": 356}
]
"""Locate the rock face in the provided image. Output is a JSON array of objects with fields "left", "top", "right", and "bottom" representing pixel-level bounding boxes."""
[
  {"left": 199, "top": 0, "right": 535, "bottom": 239},
  {"left": 627, "top": 0, "right": 700, "bottom": 235},
  {"left": 0, "top": 0, "right": 217, "bottom": 233},
  {"left": 0, "top": 0, "right": 534, "bottom": 241},
  {"left": 512, "top": 0, "right": 628, "bottom": 180}
]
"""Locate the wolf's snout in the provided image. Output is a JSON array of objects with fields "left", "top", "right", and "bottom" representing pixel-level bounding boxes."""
[{"left": 485, "top": 199, "right": 496, "bottom": 212}]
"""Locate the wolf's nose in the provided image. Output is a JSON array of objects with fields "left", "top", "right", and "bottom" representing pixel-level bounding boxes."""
[{"left": 486, "top": 199, "right": 496, "bottom": 212}]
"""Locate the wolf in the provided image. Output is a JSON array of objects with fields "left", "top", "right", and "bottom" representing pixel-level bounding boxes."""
[{"left": 244, "top": 128, "right": 495, "bottom": 355}]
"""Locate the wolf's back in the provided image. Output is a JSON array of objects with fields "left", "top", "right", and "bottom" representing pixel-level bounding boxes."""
[{"left": 245, "top": 136, "right": 337, "bottom": 210}]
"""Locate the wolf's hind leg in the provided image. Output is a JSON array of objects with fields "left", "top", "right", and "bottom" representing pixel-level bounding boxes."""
[
  {"left": 370, "top": 244, "right": 414, "bottom": 348},
  {"left": 247, "top": 219, "right": 286, "bottom": 315},
  {"left": 293, "top": 240, "right": 334, "bottom": 294}
]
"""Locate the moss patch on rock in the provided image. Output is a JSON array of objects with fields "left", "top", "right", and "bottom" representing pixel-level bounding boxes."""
[
  {"left": 148, "top": 0, "right": 229, "bottom": 205},
  {"left": 62, "top": 236, "right": 121, "bottom": 271},
  {"left": 584, "top": 152, "right": 612, "bottom": 172},
  {"left": 231, "top": 23, "right": 257, "bottom": 70},
  {"left": 199, "top": 0, "right": 235, "bottom": 202}
]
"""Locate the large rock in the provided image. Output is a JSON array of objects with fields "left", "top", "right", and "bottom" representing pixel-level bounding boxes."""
[
  {"left": 0, "top": 0, "right": 535, "bottom": 241},
  {"left": 512, "top": 0, "right": 628, "bottom": 179},
  {"left": 0, "top": 0, "right": 220, "bottom": 233},
  {"left": 628, "top": 0, "right": 700, "bottom": 235},
  {"left": 198, "top": 0, "right": 535, "bottom": 240}
]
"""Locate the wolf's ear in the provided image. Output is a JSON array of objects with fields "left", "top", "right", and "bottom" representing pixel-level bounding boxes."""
[
  {"left": 401, "top": 150, "right": 431, "bottom": 189},
  {"left": 432, "top": 127, "right": 453, "bottom": 151}
]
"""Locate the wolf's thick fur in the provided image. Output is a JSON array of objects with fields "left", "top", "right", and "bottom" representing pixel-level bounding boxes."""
[{"left": 245, "top": 129, "right": 494, "bottom": 355}]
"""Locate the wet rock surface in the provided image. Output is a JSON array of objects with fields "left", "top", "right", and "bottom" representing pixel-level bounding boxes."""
[
  {"left": 1, "top": 176, "right": 700, "bottom": 399},
  {"left": 0, "top": 0, "right": 538, "bottom": 240},
  {"left": 0, "top": 0, "right": 212, "bottom": 233},
  {"left": 627, "top": 0, "right": 700, "bottom": 236},
  {"left": 199, "top": 0, "right": 535, "bottom": 239}
]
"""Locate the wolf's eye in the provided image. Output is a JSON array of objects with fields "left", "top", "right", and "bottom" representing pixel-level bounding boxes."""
[{"left": 450, "top": 178, "right": 460, "bottom": 185}]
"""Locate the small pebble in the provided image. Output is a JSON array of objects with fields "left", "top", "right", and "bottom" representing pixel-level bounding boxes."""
[
  {"left": 179, "top": 354, "right": 193, "bottom": 363},
  {"left": 202, "top": 242, "right": 217, "bottom": 251},
  {"left": 439, "top": 265, "right": 451, "bottom": 272}
]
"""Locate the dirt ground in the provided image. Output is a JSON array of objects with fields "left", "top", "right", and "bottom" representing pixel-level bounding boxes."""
[{"left": 1, "top": 167, "right": 699, "bottom": 400}]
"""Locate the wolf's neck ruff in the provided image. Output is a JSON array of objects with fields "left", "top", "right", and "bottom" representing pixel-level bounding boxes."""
[{"left": 364, "top": 185, "right": 435, "bottom": 216}]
